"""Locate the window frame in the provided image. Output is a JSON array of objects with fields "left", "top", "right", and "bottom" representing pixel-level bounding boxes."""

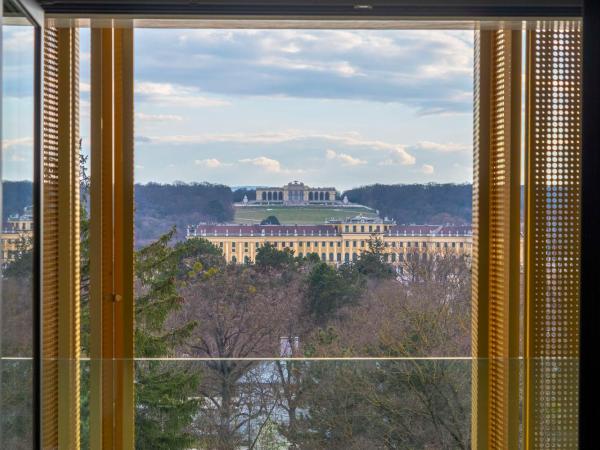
[{"left": 5, "top": 1, "right": 596, "bottom": 448}]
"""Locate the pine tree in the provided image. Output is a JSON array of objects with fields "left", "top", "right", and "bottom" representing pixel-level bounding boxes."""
[{"left": 134, "top": 229, "right": 222, "bottom": 449}]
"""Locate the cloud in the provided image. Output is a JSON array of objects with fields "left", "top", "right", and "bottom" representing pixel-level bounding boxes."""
[
  {"left": 411, "top": 140, "right": 471, "bottom": 153},
  {"left": 421, "top": 164, "right": 435, "bottom": 174},
  {"left": 195, "top": 158, "right": 224, "bottom": 168},
  {"left": 134, "top": 29, "right": 473, "bottom": 114},
  {"left": 325, "top": 149, "right": 366, "bottom": 166},
  {"left": 136, "top": 130, "right": 416, "bottom": 165},
  {"left": 136, "top": 112, "right": 183, "bottom": 122},
  {"left": 3, "top": 137, "right": 33, "bottom": 151},
  {"left": 2, "top": 29, "right": 34, "bottom": 52},
  {"left": 239, "top": 156, "right": 282, "bottom": 173},
  {"left": 135, "top": 81, "right": 229, "bottom": 108}
]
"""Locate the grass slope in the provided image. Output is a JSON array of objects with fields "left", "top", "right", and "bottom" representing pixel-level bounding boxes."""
[{"left": 233, "top": 206, "right": 377, "bottom": 224}]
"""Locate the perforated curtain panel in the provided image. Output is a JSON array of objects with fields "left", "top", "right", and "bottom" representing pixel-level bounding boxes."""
[
  {"left": 42, "top": 26, "right": 81, "bottom": 450},
  {"left": 472, "top": 28, "right": 522, "bottom": 450},
  {"left": 42, "top": 26, "right": 60, "bottom": 450},
  {"left": 525, "top": 21, "right": 581, "bottom": 450}
]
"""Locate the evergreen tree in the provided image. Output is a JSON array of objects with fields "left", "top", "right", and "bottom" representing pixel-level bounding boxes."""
[
  {"left": 260, "top": 215, "right": 280, "bottom": 225},
  {"left": 354, "top": 237, "right": 395, "bottom": 279},
  {"left": 255, "top": 243, "right": 295, "bottom": 269},
  {"left": 135, "top": 230, "right": 225, "bottom": 449},
  {"left": 306, "top": 263, "right": 364, "bottom": 322}
]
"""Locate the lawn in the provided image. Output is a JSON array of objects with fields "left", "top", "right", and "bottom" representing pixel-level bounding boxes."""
[{"left": 233, "top": 206, "right": 378, "bottom": 224}]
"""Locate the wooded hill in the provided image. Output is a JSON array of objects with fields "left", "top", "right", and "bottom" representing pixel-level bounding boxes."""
[
  {"left": 2, "top": 181, "right": 33, "bottom": 223},
  {"left": 135, "top": 182, "right": 234, "bottom": 246},
  {"left": 343, "top": 183, "right": 472, "bottom": 225},
  {"left": 3, "top": 181, "right": 475, "bottom": 244}
]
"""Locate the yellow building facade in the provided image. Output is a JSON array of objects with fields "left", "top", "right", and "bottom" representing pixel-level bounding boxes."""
[
  {"left": 187, "top": 217, "right": 473, "bottom": 265},
  {"left": 1, "top": 206, "right": 34, "bottom": 263}
]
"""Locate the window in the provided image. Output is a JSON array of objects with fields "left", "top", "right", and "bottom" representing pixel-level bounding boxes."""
[
  {"left": 8, "top": 9, "right": 586, "bottom": 450},
  {"left": 1, "top": 4, "right": 36, "bottom": 447}
]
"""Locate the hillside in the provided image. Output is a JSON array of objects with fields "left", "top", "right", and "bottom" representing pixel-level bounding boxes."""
[
  {"left": 343, "top": 183, "right": 473, "bottom": 225},
  {"left": 234, "top": 205, "right": 376, "bottom": 224},
  {"left": 2, "top": 181, "right": 33, "bottom": 223},
  {"left": 134, "top": 182, "right": 234, "bottom": 246}
]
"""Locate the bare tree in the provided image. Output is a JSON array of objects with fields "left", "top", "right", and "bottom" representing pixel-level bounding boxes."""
[{"left": 179, "top": 264, "right": 306, "bottom": 449}]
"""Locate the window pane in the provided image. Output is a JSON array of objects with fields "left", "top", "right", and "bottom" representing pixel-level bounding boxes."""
[
  {"left": 133, "top": 27, "right": 473, "bottom": 447},
  {"left": 1, "top": 2, "right": 35, "bottom": 448}
]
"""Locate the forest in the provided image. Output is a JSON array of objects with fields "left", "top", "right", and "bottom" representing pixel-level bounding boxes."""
[
  {"left": 343, "top": 183, "right": 473, "bottom": 225},
  {"left": 2, "top": 181, "right": 33, "bottom": 222},
  {"left": 134, "top": 182, "right": 234, "bottom": 246},
  {"left": 1, "top": 229, "right": 471, "bottom": 449},
  {"left": 134, "top": 235, "right": 472, "bottom": 449}
]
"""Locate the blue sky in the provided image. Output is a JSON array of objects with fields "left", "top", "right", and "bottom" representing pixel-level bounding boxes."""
[
  {"left": 2, "top": 25, "right": 35, "bottom": 182},
  {"left": 4, "top": 27, "right": 474, "bottom": 189}
]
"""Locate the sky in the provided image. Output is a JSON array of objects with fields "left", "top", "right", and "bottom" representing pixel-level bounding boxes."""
[
  {"left": 3, "top": 27, "right": 474, "bottom": 190},
  {"left": 129, "top": 29, "right": 474, "bottom": 190},
  {"left": 2, "top": 25, "right": 35, "bottom": 182}
]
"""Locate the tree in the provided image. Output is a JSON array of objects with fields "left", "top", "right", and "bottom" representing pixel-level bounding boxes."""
[
  {"left": 306, "top": 262, "right": 363, "bottom": 322},
  {"left": 354, "top": 236, "right": 395, "bottom": 279},
  {"left": 260, "top": 215, "right": 280, "bottom": 225},
  {"left": 179, "top": 263, "right": 306, "bottom": 449},
  {"left": 297, "top": 256, "right": 472, "bottom": 449},
  {"left": 255, "top": 243, "right": 295, "bottom": 269},
  {"left": 134, "top": 232, "right": 224, "bottom": 449}
]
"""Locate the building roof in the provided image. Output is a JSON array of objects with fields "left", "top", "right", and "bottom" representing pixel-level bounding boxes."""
[
  {"left": 190, "top": 223, "right": 473, "bottom": 238},
  {"left": 387, "top": 224, "right": 472, "bottom": 237},
  {"left": 192, "top": 224, "right": 340, "bottom": 237}
]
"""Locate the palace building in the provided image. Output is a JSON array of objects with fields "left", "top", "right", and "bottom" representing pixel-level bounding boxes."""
[
  {"left": 187, "top": 215, "right": 473, "bottom": 265},
  {"left": 254, "top": 181, "right": 338, "bottom": 205},
  {"left": 1, "top": 206, "right": 34, "bottom": 264}
]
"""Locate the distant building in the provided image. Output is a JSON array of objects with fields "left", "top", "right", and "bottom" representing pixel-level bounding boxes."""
[
  {"left": 254, "top": 181, "right": 338, "bottom": 205},
  {"left": 1, "top": 206, "right": 34, "bottom": 264},
  {"left": 187, "top": 215, "right": 473, "bottom": 265}
]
